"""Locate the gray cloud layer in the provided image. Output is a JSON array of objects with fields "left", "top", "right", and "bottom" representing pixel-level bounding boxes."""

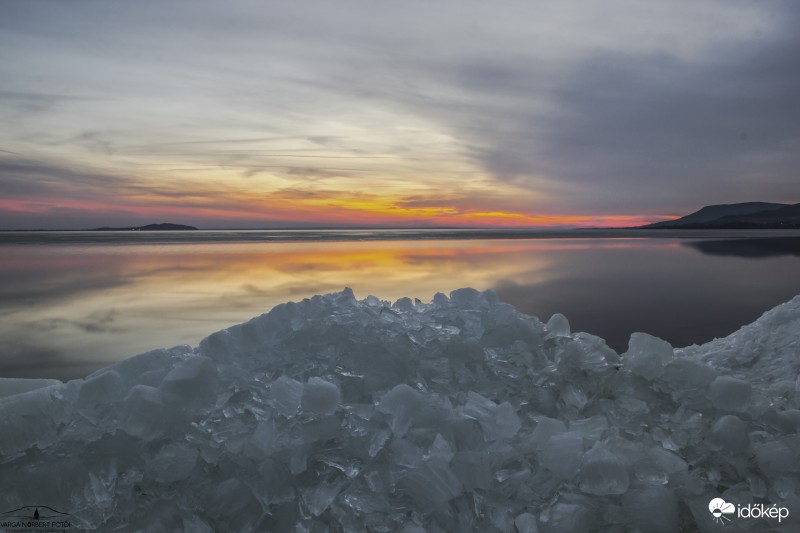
[{"left": 0, "top": 0, "right": 797, "bottom": 227}]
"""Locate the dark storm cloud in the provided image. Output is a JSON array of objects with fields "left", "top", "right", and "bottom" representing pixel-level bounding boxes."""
[{"left": 452, "top": 4, "right": 800, "bottom": 212}]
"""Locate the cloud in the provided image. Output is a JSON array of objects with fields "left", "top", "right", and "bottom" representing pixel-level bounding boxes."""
[
  {"left": 0, "top": 157, "right": 127, "bottom": 198},
  {"left": 0, "top": 90, "right": 96, "bottom": 119},
  {"left": 529, "top": 19, "right": 800, "bottom": 212},
  {"left": 422, "top": 2, "right": 800, "bottom": 213},
  {"left": 266, "top": 1, "right": 800, "bottom": 214},
  {"left": 1, "top": 0, "right": 797, "bottom": 227}
]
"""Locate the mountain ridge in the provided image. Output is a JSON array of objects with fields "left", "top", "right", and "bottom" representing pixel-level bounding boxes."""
[{"left": 641, "top": 202, "right": 799, "bottom": 229}]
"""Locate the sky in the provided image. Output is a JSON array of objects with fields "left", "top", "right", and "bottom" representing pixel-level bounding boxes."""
[{"left": 1, "top": 0, "right": 798, "bottom": 229}]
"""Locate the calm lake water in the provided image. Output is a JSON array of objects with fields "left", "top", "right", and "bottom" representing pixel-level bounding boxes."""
[{"left": 1, "top": 230, "right": 799, "bottom": 380}]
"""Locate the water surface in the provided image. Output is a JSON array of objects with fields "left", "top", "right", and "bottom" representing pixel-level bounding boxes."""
[{"left": 1, "top": 232, "right": 799, "bottom": 380}]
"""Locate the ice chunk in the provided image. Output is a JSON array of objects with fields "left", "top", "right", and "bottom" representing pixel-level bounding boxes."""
[
  {"left": 539, "top": 500, "right": 594, "bottom": 533},
  {"left": 301, "top": 377, "right": 341, "bottom": 416},
  {"left": 624, "top": 332, "right": 673, "bottom": 380},
  {"left": 0, "top": 377, "right": 61, "bottom": 399},
  {"left": 77, "top": 370, "right": 124, "bottom": 408},
  {"left": 452, "top": 451, "right": 493, "bottom": 490},
  {"left": 709, "top": 415, "right": 749, "bottom": 453},
  {"left": 776, "top": 409, "right": 800, "bottom": 432},
  {"left": 514, "top": 512, "right": 539, "bottom": 533},
  {"left": 147, "top": 443, "right": 198, "bottom": 483},
  {"left": 450, "top": 287, "right": 481, "bottom": 307},
  {"left": 570, "top": 333, "right": 618, "bottom": 373},
  {"left": 622, "top": 487, "right": 678, "bottom": 533},
  {"left": 160, "top": 355, "right": 217, "bottom": 405},
  {"left": 394, "top": 297, "right": 414, "bottom": 312},
  {"left": 546, "top": 313, "right": 570, "bottom": 337},
  {"left": 368, "top": 428, "right": 391, "bottom": 457},
  {"left": 578, "top": 445, "right": 629, "bottom": 495},
  {"left": 377, "top": 383, "right": 423, "bottom": 436},
  {"left": 0, "top": 384, "right": 67, "bottom": 457},
  {"left": 661, "top": 357, "right": 718, "bottom": 389},
  {"left": 560, "top": 383, "right": 588, "bottom": 410},
  {"left": 754, "top": 439, "right": 796, "bottom": 479},
  {"left": 182, "top": 515, "right": 214, "bottom": 533},
  {"left": 205, "top": 478, "right": 263, "bottom": 531},
  {"left": 569, "top": 415, "right": 608, "bottom": 441},
  {"left": 462, "top": 390, "right": 496, "bottom": 421},
  {"left": 493, "top": 402, "right": 522, "bottom": 439},
  {"left": 270, "top": 375, "right": 304, "bottom": 418},
  {"left": 428, "top": 433, "right": 455, "bottom": 462},
  {"left": 530, "top": 416, "right": 567, "bottom": 448},
  {"left": 634, "top": 446, "right": 687, "bottom": 484},
  {"left": 118, "top": 385, "right": 166, "bottom": 440},
  {"left": 540, "top": 432, "right": 584, "bottom": 480},
  {"left": 707, "top": 376, "right": 752, "bottom": 411},
  {"left": 398, "top": 459, "right": 463, "bottom": 510},
  {"left": 462, "top": 392, "right": 521, "bottom": 440},
  {"left": 302, "top": 480, "right": 345, "bottom": 516},
  {"left": 300, "top": 413, "right": 340, "bottom": 442},
  {"left": 103, "top": 345, "right": 185, "bottom": 388},
  {"left": 432, "top": 291, "right": 449, "bottom": 306}
]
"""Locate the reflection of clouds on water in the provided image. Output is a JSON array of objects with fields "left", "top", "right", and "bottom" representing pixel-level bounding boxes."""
[
  {"left": 0, "top": 268, "right": 130, "bottom": 307},
  {"left": 1, "top": 240, "right": 553, "bottom": 379},
  {"left": 218, "top": 282, "right": 349, "bottom": 309},
  {"left": 238, "top": 283, "right": 271, "bottom": 297},
  {"left": 0, "top": 336, "right": 97, "bottom": 381},
  {"left": 24, "top": 309, "right": 122, "bottom": 334},
  {"left": 1, "top": 238, "right": 799, "bottom": 380},
  {"left": 268, "top": 283, "right": 344, "bottom": 298},
  {"left": 2, "top": 309, "right": 127, "bottom": 379}
]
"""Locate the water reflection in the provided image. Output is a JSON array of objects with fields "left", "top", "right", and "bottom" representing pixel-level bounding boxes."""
[
  {"left": 1, "top": 238, "right": 798, "bottom": 380},
  {"left": 493, "top": 239, "right": 800, "bottom": 350},
  {"left": 684, "top": 237, "right": 800, "bottom": 258}
]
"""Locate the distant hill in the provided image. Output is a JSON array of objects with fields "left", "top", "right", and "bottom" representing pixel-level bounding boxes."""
[
  {"left": 641, "top": 202, "right": 797, "bottom": 229},
  {"left": 89, "top": 223, "right": 198, "bottom": 231}
]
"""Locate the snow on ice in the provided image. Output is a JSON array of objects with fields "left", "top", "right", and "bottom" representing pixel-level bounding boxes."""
[{"left": 1, "top": 288, "right": 800, "bottom": 531}]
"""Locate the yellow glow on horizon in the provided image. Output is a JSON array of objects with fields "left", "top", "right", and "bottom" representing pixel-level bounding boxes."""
[{"left": 0, "top": 192, "right": 667, "bottom": 228}]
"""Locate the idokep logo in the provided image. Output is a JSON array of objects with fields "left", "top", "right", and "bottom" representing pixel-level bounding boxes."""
[
  {"left": 708, "top": 498, "right": 735, "bottom": 524},
  {"left": 708, "top": 497, "right": 790, "bottom": 525}
]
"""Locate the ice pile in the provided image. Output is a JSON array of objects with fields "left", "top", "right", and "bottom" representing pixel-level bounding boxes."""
[{"left": 2, "top": 288, "right": 800, "bottom": 532}]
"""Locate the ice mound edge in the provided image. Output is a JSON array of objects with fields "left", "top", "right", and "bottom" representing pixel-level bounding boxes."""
[{"left": 1, "top": 288, "right": 800, "bottom": 532}]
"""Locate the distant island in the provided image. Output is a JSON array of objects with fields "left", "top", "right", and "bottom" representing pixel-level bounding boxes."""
[
  {"left": 89, "top": 223, "right": 198, "bottom": 231},
  {"left": 640, "top": 202, "right": 800, "bottom": 229}
]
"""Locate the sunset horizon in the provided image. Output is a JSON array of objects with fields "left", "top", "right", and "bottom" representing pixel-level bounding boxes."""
[
  {"left": 0, "top": 203, "right": 673, "bottom": 231},
  {"left": 3, "top": 2, "right": 798, "bottom": 231}
]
